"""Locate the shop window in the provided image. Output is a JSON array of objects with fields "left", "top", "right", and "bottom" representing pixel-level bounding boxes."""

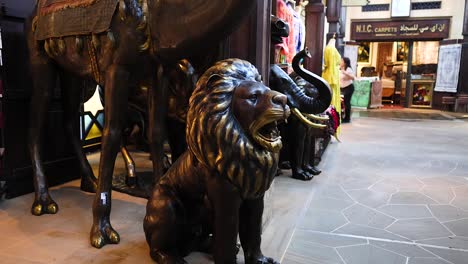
[
  {"left": 358, "top": 42, "right": 371, "bottom": 63},
  {"left": 411, "top": 1, "right": 441, "bottom": 10},
  {"left": 362, "top": 4, "right": 389, "bottom": 12},
  {"left": 396, "top": 42, "right": 408, "bottom": 62}
]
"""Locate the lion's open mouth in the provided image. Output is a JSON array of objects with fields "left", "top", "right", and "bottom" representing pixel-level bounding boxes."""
[
  {"left": 252, "top": 119, "right": 283, "bottom": 153},
  {"left": 258, "top": 121, "right": 280, "bottom": 142}
]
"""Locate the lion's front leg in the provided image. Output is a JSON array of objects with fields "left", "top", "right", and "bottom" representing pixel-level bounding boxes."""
[
  {"left": 206, "top": 176, "right": 242, "bottom": 264},
  {"left": 239, "top": 197, "right": 279, "bottom": 264}
]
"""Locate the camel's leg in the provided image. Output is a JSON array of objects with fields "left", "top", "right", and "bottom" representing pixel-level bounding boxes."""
[
  {"left": 28, "top": 60, "right": 58, "bottom": 216},
  {"left": 90, "top": 64, "right": 129, "bottom": 248},
  {"left": 61, "top": 73, "right": 97, "bottom": 193},
  {"left": 239, "top": 197, "right": 279, "bottom": 264},
  {"left": 149, "top": 64, "right": 169, "bottom": 182}
]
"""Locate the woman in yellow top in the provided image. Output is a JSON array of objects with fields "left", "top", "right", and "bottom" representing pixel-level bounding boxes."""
[{"left": 340, "top": 57, "right": 355, "bottom": 123}]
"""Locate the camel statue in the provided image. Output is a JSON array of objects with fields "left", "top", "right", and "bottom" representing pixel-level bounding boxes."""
[{"left": 26, "top": 0, "right": 257, "bottom": 248}]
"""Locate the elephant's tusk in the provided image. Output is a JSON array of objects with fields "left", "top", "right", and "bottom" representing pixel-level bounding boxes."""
[
  {"left": 292, "top": 108, "right": 327, "bottom": 129},
  {"left": 305, "top": 113, "right": 329, "bottom": 121}
]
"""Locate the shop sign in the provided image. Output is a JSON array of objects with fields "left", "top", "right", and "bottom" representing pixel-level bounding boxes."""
[{"left": 351, "top": 18, "right": 450, "bottom": 41}]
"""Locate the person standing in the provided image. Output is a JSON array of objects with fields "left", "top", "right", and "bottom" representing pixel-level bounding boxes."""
[{"left": 340, "top": 57, "right": 355, "bottom": 123}]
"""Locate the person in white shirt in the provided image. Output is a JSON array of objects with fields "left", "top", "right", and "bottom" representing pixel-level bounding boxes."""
[{"left": 340, "top": 57, "right": 355, "bottom": 123}]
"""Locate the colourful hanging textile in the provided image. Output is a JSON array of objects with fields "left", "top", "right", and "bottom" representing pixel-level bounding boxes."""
[{"left": 277, "top": 0, "right": 296, "bottom": 64}]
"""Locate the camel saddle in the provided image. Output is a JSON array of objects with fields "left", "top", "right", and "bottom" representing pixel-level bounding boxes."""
[{"left": 35, "top": 0, "right": 119, "bottom": 40}]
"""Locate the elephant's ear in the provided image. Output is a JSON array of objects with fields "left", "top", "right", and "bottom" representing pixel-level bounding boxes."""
[{"left": 148, "top": 0, "right": 255, "bottom": 59}]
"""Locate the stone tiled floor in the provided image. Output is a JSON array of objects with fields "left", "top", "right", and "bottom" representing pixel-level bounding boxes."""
[{"left": 0, "top": 109, "right": 467, "bottom": 263}]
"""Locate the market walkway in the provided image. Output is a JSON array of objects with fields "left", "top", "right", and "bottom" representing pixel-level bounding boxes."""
[{"left": 0, "top": 109, "right": 467, "bottom": 264}]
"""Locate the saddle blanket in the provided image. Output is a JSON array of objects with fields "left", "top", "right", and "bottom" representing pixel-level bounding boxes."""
[{"left": 35, "top": 0, "right": 119, "bottom": 40}]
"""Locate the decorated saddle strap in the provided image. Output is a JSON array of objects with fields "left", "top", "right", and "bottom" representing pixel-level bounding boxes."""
[
  {"left": 35, "top": 0, "right": 119, "bottom": 40},
  {"left": 38, "top": 0, "right": 98, "bottom": 16}
]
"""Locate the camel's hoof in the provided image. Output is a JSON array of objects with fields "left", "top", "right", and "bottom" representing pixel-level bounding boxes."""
[
  {"left": 90, "top": 223, "right": 120, "bottom": 248},
  {"left": 31, "top": 199, "right": 58, "bottom": 216}
]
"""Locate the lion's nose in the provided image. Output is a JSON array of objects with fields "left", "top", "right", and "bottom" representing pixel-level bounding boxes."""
[{"left": 272, "top": 93, "right": 287, "bottom": 107}]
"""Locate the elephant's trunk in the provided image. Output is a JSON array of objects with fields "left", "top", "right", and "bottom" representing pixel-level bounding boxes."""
[{"left": 291, "top": 48, "right": 332, "bottom": 114}]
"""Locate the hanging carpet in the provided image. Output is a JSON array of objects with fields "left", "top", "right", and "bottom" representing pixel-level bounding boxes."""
[{"left": 35, "top": 0, "right": 119, "bottom": 40}]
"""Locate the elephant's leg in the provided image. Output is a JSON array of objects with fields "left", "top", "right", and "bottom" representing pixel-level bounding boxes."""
[
  {"left": 29, "top": 62, "right": 58, "bottom": 216},
  {"left": 289, "top": 119, "right": 313, "bottom": 181},
  {"left": 144, "top": 187, "right": 187, "bottom": 264},
  {"left": 90, "top": 64, "right": 129, "bottom": 248},
  {"left": 239, "top": 197, "right": 279, "bottom": 264},
  {"left": 303, "top": 128, "right": 321, "bottom": 176},
  {"left": 206, "top": 177, "right": 242, "bottom": 264},
  {"left": 149, "top": 64, "right": 169, "bottom": 182},
  {"left": 61, "top": 74, "right": 97, "bottom": 193}
]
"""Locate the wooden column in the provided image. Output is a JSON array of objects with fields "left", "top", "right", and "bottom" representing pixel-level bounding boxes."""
[
  {"left": 224, "top": 1, "right": 271, "bottom": 84},
  {"left": 304, "top": 0, "right": 325, "bottom": 75},
  {"left": 326, "top": 0, "right": 342, "bottom": 47},
  {"left": 457, "top": 0, "right": 468, "bottom": 94}
]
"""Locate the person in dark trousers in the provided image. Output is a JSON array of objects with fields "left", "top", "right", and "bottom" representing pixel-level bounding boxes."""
[{"left": 340, "top": 57, "right": 355, "bottom": 123}]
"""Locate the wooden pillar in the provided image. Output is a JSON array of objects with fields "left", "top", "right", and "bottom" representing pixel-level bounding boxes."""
[
  {"left": 304, "top": 0, "right": 325, "bottom": 75},
  {"left": 326, "top": 0, "right": 342, "bottom": 49},
  {"left": 225, "top": 0, "right": 271, "bottom": 84},
  {"left": 457, "top": 0, "right": 468, "bottom": 94}
]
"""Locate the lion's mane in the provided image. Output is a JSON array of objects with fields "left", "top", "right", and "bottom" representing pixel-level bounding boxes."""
[{"left": 186, "top": 59, "right": 278, "bottom": 199}]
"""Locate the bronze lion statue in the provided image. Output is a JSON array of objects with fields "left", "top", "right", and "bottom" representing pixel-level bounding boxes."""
[{"left": 144, "top": 59, "right": 289, "bottom": 264}]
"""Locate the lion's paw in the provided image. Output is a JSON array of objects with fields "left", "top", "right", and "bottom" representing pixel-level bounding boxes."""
[
  {"left": 31, "top": 197, "right": 58, "bottom": 216},
  {"left": 90, "top": 221, "right": 120, "bottom": 248},
  {"left": 150, "top": 250, "right": 187, "bottom": 264}
]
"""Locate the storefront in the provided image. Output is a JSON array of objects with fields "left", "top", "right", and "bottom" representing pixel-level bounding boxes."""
[
  {"left": 348, "top": 17, "right": 451, "bottom": 108},
  {"left": 342, "top": 0, "right": 467, "bottom": 110}
]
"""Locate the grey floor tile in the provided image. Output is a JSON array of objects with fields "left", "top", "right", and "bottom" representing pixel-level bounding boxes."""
[
  {"left": 337, "top": 244, "right": 407, "bottom": 264},
  {"left": 313, "top": 184, "right": 353, "bottom": 201},
  {"left": 343, "top": 204, "right": 395, "bottom": 229},
  {"left": 378, "top": 205, "right": 433, "bottom": 219},
  {"left": 293, "top": 230, "right": 367, "bottom": 248},
  {"left": 347, "top": 189, "right": 392, "bottom": 208},
  {"left": 443, "top": 219, "right": 468, "bottom": 237},
  {"left": 389, "top": 192, "right": 438, "bottom": 205},
  {"left": 428, "top": 205, "right": 468, "bottom": 222},
  {"left": 381, "top": 177, "right": 425, "bottom": 192},
  {"left": 369, "top": 181, "right": 399, "bottom": 194},
  {"left": 333, "top": 223, "right": 411, "bottom": 241},
  {"left": 339, "top": 174, "right": 383, "bottom": 190},
  {"left": 418, "top": 236, "right": 468, "bottom": 250},
  {"left": 286, "top": 239, "right": 345, "bottom": 264},
  {"left": 307, "top": 197, "right": 354, "bottom": 212},
  {"left": 421, "top": 187, "right": 455, "bottom": 205},
  {"left": 386, "top": 218, "right": 453, "bottom": 241},
  {"left": 298, "top": 209, "right": 348, "bottom": 232},
  {"left": 422, "top": 247, "right": 468, "bottom": 264},
  {"left": 419, "top": 177, "right": 467, "bottom": 188},
  {"left": 408, "top": 257, "right": 453, "bottom": 264},
  {"left": 369, "top": 241, "right": 434, "bottom": 258}
]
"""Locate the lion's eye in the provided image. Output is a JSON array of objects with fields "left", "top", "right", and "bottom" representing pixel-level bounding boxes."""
[{"left": 249, "top": 94, "right": 258, "bottom": 102}]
